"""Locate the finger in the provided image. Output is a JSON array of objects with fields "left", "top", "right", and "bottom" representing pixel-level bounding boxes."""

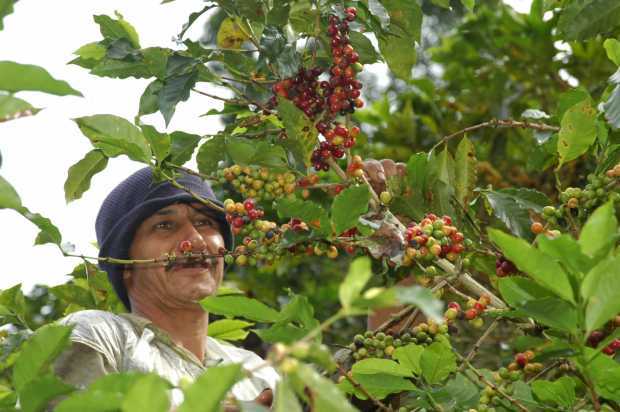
[
  {"left": 381, "top": 159, "right": 398, "bottom": 179},
  {"left": 362, "top": 159, "right": 386, "bottom": 193},
  {"left": 396, "top": 162, "right": 407, "bottom": 177}
]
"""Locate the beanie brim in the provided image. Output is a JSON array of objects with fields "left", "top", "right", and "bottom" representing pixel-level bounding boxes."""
[{"left": 98, "top": 193, "right": 233, "bottom": 311}]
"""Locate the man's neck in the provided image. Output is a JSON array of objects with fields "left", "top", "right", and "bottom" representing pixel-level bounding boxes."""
[{"left": 131, "top": 301, "right": 209, "bottom": 362}]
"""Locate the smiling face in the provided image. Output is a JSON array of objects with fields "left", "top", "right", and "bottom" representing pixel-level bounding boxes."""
[{"left": 124, "top": 202, "right": 226, "bottom": 309}]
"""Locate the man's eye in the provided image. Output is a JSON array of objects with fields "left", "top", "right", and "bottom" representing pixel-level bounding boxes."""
[
  {"left": 154, "top": 221, "right": 173, "bottom": 230},
  {"left": 195, "top": 219, "right": 215, "bottom": 227}
]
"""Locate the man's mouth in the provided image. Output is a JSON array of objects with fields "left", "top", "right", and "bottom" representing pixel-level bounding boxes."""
[{"left": 164, "top": 253, "right": 216, "bottom": 272}]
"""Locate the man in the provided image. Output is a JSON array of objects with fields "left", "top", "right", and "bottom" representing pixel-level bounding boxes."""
[{"left": 54, "top": 167, "right": 278, "bottom": 408}]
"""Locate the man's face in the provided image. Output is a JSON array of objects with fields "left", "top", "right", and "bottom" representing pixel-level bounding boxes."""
[{"left": 124, "top": 202, "right": 226, "bottom": 308}]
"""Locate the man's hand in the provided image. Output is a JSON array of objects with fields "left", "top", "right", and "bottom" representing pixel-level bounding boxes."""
[
  {"left": 362, "top": 158, "right": 406, "bottom": 194},
  {"left": 223, "top": 389, "right": 273, "bottom": 412}
]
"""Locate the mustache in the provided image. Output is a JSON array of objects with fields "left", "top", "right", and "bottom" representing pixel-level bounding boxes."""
[{"left": 121, "top": 252, "right": 223, "bottom": 272}]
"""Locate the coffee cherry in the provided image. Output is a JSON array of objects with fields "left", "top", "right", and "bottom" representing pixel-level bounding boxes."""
[
  {"left": 380, "top": 191, "right": 392, "bottom": 204},
  {"left": 179, "top": 240, "right": 192, "bottom": 253},
  {"left": 530, "top": 221, "right": 544, "bottom": 234}
]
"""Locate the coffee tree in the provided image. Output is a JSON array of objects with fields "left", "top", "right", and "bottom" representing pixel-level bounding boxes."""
[{"left": 2, "top": 0, "right": 620, "bottom": 410}]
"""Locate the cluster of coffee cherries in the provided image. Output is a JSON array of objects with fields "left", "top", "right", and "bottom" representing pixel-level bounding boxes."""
[
  {"left": 270, "top": 67, "right": 324, "bottom": 118},
  {"left": 345, "top": 155, "right": 364, "bottom": 178},
  {"left": 349, "top": 322, "right": 449, "bottom": 361},
  {"left": 403, "top": 214, "right": 468, "bottom": 267},
  {"left": 217, "top": 165, "right": 296, "bottom": 203},
  {"left": 507, "top": 350, "right": 543, "bottom": 375},
  {"left": 495, "top": 255, "right": 517, "bottom": 278},
  {"left": 474, "top": 366, "right": 524, "bottom": 412},
  {"left": 587, "top": 315, "right": 620, "bottom": 356},
  {"left": 543, "top": 170, "right": 620, "bottom": 225},
  {"left": 464, "top": 295, "right": 491, "bottom": 328},
  {"left": 223, "top": 198, "right": 282, "bottom": 266}
]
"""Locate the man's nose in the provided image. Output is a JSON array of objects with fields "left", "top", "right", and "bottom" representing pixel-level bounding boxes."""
[{"left": 178, "top": 224, "right": 207, "bottom": 252}]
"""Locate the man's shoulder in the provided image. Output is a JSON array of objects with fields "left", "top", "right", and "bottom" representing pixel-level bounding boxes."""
[
  {"left": 57, "top": 309, "right": 133, "bottom": 338},
  {"left": 58, "top": 309, "right": 127, "bottom": 326}
]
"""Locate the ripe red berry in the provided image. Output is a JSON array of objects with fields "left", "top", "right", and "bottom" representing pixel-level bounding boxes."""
[
  {"left": 248, "top": 209, "right": 260, "bottom": 220},
  {"left": 465, "top": 308, "right": 478, "bottom": 320},
  {"left": 611, "top": 339, "right": 620, "bottom": 350},
  {"left": 334, "top": 124, "right": 348, "bottom": 137},
  {"left": 474, "top": 302, "right": 486, "bottom": 313},
  {"left": 603, "top": 346, "right": 615, "bottom": 356},
  {"left": 515, "top": 353, "right": 528, "bottom": 367},
  {"left": 243, "top": 198, "right": 255, "bottom": 211},
  {"left": 448, "top": 302, "right": 461, "bottom": 311},
  {"left": 179, "top": 240, "right": 192, "bottom": 253},
  {"left": 233, "top": 217, "right": 245, "bottom": 228}
]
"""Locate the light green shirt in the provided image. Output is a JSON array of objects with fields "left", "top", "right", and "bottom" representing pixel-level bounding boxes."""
[{"left": 54, "top": 310, "right": 278, "bottom": 406}]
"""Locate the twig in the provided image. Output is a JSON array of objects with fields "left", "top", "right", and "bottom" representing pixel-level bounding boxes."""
[
  {"left": 161, "top": 172, "right": 225, "bottom": 213},
  {"left": 525, "top": 361, "right": 561, "bottom": 384},
  {"left": 430, "top": 119, "right": 560, "bottom": 153},
  {"left": 170, "top": 164, "right": 217, "bottom": 181},
  {"left": 458, "top": 318, "right": 500, "bottom": 372},
  {"left": 457, "top": 353, "right": 529, "bottom": 412},
  {"left": 192, "top": 88, "right": 247, "bottom": 104},
  {"left": 337, "top": 365, "right": 392, "bottom": 412},
  {"left": 435, "top": 259, "right": 507, "bottom": 309}
]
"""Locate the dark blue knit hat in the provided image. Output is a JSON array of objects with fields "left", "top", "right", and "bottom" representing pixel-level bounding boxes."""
[{"left": 95, "top": 167, "right": 233, "bottom": 310}]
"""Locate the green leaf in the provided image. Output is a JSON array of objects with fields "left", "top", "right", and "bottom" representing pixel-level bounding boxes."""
[
  {"left": 0, "top": 94, "right": 41, "bottom": 122},
  {"left": 64, "top": 150, "right": 108, "bottom": 203},
  {"left": 159, "top": 71, "right": 197, "bottom": 126},
  {"left": 557, "top": 98, "right": 598, "bottom": 166},
  {"left": 50, "top": 284, "right": 96, "bottom": 308},
  {"left": 531, "top": 376, "right": 576, "bottom": 408},
  {"left": 460, "top": 0, "right": 475, "bottom": 11},
  {"left": 353, "top": 358, "right": 413, "bottom": 377},
  {"left": 378, "top": 0, "right": 422, "bottom": 80},
  {"left": 275, "top": 377, "right": 302, "bottom": 412},
  {"left": 225, "top": 136, "right": 289, "bottom": 170},
  {"left": 277, "top": 98, "right": 317, "bottom": 171},
  {"left": 517, "top": 297, "right": 578, "bottom": 332},
  {"left": 557, "top": 0, "right": 620, "bottom": 41},
  {"left": 454, "top": 137, "right": 477, "bottom": 209},
  {"left": 394, "top": 286, "right": 443, "bottom": 323},
  {"left": 431, "top": 0, "right": 450, "bottom": 7},
  {"left": 200, "top": 295, "right": 280, "bottom": 322},
  {"left": 367, "top": 0, "right": 390, "bottom": 30},
  {"left": 581, "top": 255, "right": 620, "bottom": 333},
  {"left": 498, "top": 276, "right": 555, "bottom": 307},
  {"left": 292, "top": 364, "right": 357, "bottom": 412},
  {"left": 483, "top": 188, "right": 550, "bottom": 239},
  {"left": 24, "top": 208, "right": 63, "bottom": 246},
  {"left": 253, "top": 324, "right": 308, "bottom": 344},
  {"left": 139, "top": 80, "right": 164, "bottom": 117},
  {"left": 267, "top": 0, "right": 290, "bottom": 26},
  {"left": 0, "top": 0, "right": 16, "bottom": 31},
  {"left": 19, "top": 374, "right": 74, "bottom": 412},
  {"left": 169, "top": 131, "right": 201, "bottom": 165},
  {"left": 56, "top": 390, "right": 123, "bottom": 412},
  {"left": 0, "top": 175, "right": 22, "bottom": 209},
  {"left": 585, "top": 347, "right": 620, "bottom": 401},
  {"left": 208, "top": 319, "right": 254, "bottom": 341},
  {"left": 392, "top": 343, "right": 424, "bottom": 375},
  {"left": 340, "top": 372, "right": 417, "bottom": 400},
  {"left": 604, "top": 38, "right": 620, "bottom": 65},
  {"left": 579, "top": 201, "right": 618, "bottom": 258},
  {"left": 73, "top": 42, "right": 107, "bottom": 61},
  {"left": 141, "top": 125, "right": 171, "bottom": 163},
  {"left": 196, "top": 135, "right": 225, "bottom": 175},
  {"left": 537, "top": 234, "right": 593, "bottom": 277},
  {"left": 488, "top": 229, "right": 574, "bottom": 303},
  {"left": 0, "top": 61, "right": 82, "bottom": 96},
  {"left": 13, "top": 324, "right": 73, "bottom": 391},
  {"left": 73, "top": 114, "right": 151, "bottom": 163},
  {"left": 178, "top": 364, "right": 242, "bottom": 412},
  {"left": 420, "top": 341, "right": 456, "bottom": 385},
  {"left": 348, "top": 32, "right": 381, "bottom": 64},
  {"left": 331, "top": 185, "right": 370, "bottom": 235},
  {"left": 378, "top": 34, "right": 415, "bottom": 80},
  {"left": 277, "top": 198, "right": 327, "bottom": 224},
  {"left": 94, "top": 13, "right": 140, "bottom": 48},
  {"left": 121, "top": 374, "right": 170, "bottom": 412},
  {"left": 339, "top": 257, "right": 372, "bottom": 310}
]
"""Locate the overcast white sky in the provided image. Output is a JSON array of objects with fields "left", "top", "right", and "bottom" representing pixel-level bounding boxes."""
[{"left": 0, "top": 0, "right": 531, "bottom": 292}]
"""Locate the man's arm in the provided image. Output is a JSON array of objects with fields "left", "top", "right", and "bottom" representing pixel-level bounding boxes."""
[{"left": 53, "top": 341, "right": 118, "bottom": 389}]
